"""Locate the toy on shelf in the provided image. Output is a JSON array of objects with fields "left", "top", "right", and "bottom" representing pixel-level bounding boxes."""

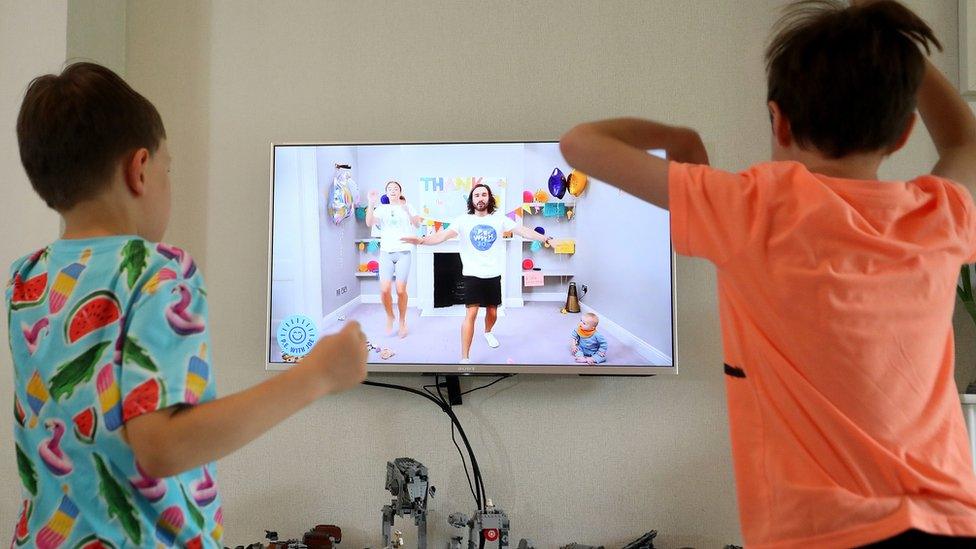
[
  {"left": 448, "top": 499, "right": 511, "bottom": 548},
  {"left": 358, "top": 263, "right": 369, "bottom": 273},
  {"left": 533, "top": 189, "right": 548, "bottom": 204},
  {"left": 359, "top": 242, "right": 366, "bottom": 252},
  {"left": 548, "top": 168, "right": 567, "bottom": 199},
  {"left": 367, "top": 260, "right": 379, "bottom": 272},
  {"left": 567, "top": 169, "right": 588, "bottom": 197},
  {"left": 382, "top": 458, "right": 432, "bottom": 549},
  {"left": 367, "top": 240, "right": 380, "bottom": 253},
  {"left": 522, "top": 259, "right": 534, "bottom": 270},
  {"left": 522, "top": 190, "right": 534, "bottom": 203}
]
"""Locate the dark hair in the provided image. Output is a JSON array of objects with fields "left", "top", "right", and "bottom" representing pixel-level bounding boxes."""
[
  {"left": 466, "top": 183, "right": 496, "bottom": 214},
  {"left": 16, "top": 62, "right": 166, "bottom": 210},
  {"left": 765, "top": 0, "right": 941, "bottom": 158}
]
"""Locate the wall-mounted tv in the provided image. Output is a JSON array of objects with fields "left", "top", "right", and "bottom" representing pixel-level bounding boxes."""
[{"left": 267, "top": 142, "right": 675, "bottom": 375}]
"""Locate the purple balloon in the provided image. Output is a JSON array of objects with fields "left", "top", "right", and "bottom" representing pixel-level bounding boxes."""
[
  {"left": 380, "top": 194, "right": 390, "bottom": 205},
  {"left": 548, "top": 168, "right": 567, "bottom": 199}
]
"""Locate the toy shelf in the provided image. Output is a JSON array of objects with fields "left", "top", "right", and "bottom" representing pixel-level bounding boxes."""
[
  {"left": 523, "top": 270, "right": 574, "bottom": 277},
  {"left": 355, "top": 238, "right": 380, "bottom": 244},
  {"left": 524, "top": 201, "right": 576, "bottom": 207},
  {"left": 356, "top": 272, "right": 378, "bottom": 278}
]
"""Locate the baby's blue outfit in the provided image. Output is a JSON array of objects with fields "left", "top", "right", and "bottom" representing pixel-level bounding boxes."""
[{"left": 571, "top": 329, "right": 608, "bottom": 364}]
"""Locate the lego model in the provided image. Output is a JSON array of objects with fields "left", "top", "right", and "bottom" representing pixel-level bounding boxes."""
[
  {"left": 382, "top": 458, "right": 432, "bottom": 549},
  {"left": 447, "top": 499, "right": 511, "bottom": 548}
]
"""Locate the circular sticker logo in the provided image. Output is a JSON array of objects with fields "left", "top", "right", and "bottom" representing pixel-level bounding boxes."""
[
  {"left": 277, "top": 315, "right": 318, "bottom": 358},
  {"left": 470, "top": 224, "right": 498, "bottom": 251}
]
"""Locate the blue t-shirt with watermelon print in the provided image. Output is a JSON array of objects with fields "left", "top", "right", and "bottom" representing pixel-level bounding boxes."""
[{"left": 4, "top": 236, "right": 223, "bottom": 548}]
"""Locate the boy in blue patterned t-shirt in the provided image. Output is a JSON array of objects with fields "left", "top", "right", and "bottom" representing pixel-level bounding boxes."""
[{"left": 6, "top": 62, "right": 368, "bottom": 548}]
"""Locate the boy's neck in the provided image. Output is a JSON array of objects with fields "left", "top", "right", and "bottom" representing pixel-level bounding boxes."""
[
  {"left": 60, "top": 195, "right": 140, "bottom": 240},
  {"left": 778, "top": 147, "right": 885, "bottom": 181}
]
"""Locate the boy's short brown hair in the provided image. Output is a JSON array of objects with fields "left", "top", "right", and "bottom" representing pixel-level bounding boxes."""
[
  {"left": 766, "top": 0, "right": 941, "bottom": 158},
  {"left": 16, "top": 62, "right": 166, "bottom": 211}
]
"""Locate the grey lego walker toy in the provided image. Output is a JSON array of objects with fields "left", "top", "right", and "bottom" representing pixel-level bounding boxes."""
[
  {"left": 382, "top": 458, "right": 433, "bottom": 549},
  {"left": 447, "top": 499, "right": 512, "bottom": 549}
]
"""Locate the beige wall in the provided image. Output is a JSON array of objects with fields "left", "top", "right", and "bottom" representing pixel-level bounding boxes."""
[
  {"left": 1, "top": 1, "right": 969, "bottom": 547},
  {"left": 0, "top": 0, "right": 66, "bottom": 534},
  {"left": 66, "top": 0, "right": 126, "bottom": 75}
]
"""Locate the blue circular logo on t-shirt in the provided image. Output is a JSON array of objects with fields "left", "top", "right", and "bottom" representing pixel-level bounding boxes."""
[
  {"left": 470, "top": 224, "right": 498, "bottom": 251},
  {"left": 277, "top": 315, "right": 318, "bottom": 358}
]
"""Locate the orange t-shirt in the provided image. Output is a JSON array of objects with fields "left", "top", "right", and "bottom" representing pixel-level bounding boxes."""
[{"left": 669, "top": 160, "right": 976, "bottom": 548}]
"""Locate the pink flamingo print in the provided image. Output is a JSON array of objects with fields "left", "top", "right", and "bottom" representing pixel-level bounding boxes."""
[
  {"left": 190, "top": 466, "right": 218, "bottom": 506},
  {"left": 38, "top": 419, "right": 73, "bottom": 476},
  {"left": 22, "top": 317, "right": 50, "bottom": 355},
  {"left": 157, "top": 243, "right": 197, "bottom": 278},
  {"left": 166, "top": 284, "right": 205, "bottom": 335},
  {"left": 129, "top": 462, "right": 167, "bottom": 502}
]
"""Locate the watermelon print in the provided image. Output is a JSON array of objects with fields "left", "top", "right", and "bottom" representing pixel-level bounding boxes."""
[
  {"left": 14, "top": 499, "right": 32, "bottom": 546},
  {"left": 64, "top": 291, "right": 120, "bottom": 344},
  {"left": 14, "top": 394, "right": 26, "bottom": 427},
  {"left": 6, "top": 238, "right": 220, "bottom": 545},
  {"left": 10, "top": 272, "right": 48, "bottom": 310},
  {"left": 49, "top": 341, "right": 112, "bottom": 402},
  {"left": 72, "top": 535, "right": 117, "bottom": 549},
  {"left": 72, "top": 407, "right": 98, "bottom": 443},
  {"left": 123, "top": 378, "right": 164, "bottom": 421},
  {"left": 119, "top": 240, "right": 148, "bottom": 290}
]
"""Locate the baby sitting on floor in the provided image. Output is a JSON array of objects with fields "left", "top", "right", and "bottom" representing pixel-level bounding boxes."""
[{"left": 569, "top": 312, "right": 607, "bottom": 364}]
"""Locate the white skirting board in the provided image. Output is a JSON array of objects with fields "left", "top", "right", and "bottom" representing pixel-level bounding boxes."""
[
  {"left": 963, "top": 394, "right": 976, "bottom": 473},
  {"left": 579, "top": 302, "right": 672, "bottom": 366}
]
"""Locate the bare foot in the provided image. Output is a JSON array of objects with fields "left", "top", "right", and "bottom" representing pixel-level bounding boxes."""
[
  {"left": 385, "top": 317, "right": 395, "bottom": 336},
  {"left": 398, "top": 323, "right": 408, "bottom": 339}
]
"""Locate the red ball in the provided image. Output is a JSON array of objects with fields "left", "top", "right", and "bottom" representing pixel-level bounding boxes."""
[
  {"left": 367, "top": 260, "right": 379, "bottom": 272},
  {"left": 522, "top": 190, "right": 534, "bottom": 203},
  {"left": 522, "top": 259, "right": 534, "bottom": 270}
]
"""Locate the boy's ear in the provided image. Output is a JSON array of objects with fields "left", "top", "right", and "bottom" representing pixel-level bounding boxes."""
[
  {"left": 123, "top": 148, "right": 151, "bottom": 197},
  {"left": 768, "top": 101, "right": 793, "bottom": 148},
  {"left": 887, "top": 112, "right": 917, "bottom": 154}
]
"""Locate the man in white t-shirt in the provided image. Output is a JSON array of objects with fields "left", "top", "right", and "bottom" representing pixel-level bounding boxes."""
[
  {"left": 366, "top": 181, "right": 421, "bottom": 337},
  {"left": 403, "top": 183, "right": 554, "bottom": 363}
]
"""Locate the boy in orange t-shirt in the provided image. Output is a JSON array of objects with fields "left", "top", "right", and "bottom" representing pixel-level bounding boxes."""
[{"left": 561, "top": 1, "right": 976, "bottom": 547}]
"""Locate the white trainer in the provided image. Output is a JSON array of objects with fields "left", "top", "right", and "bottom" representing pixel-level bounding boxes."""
[
  {"left": 459, "top": 358, "right": 471, "bottom": 364},
  {"left": 484, "top": 332, "right": 500, "bottom": 348}
]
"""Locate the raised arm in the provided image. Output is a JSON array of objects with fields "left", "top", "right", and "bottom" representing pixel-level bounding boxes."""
[
  {"left": 559, "top": 117, "right": 709, "bottom": 210},
  {"left": 511, "top": 224, "right": 553, "bottom": 245},
  {"left": 125, "top": 322, "right": 367, "bottom": 477},
  {"left": 917, "top": 58, "right": 976, "bottom": 191},
  {"left": 402, "top": 228, "right": 458, "bottom": 246}
]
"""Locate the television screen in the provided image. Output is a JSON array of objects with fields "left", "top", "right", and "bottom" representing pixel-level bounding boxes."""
[{"left": 267, "top": 142, "right": 675, "bottom": 374}]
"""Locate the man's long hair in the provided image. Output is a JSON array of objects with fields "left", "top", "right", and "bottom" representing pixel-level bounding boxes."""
[{"left": 466, "top": 183, "right": 496, "bottom": 214}]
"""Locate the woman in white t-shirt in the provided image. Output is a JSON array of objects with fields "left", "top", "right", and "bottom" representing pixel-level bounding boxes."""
[{"left": 365, "top": 181, "right": 421, "bottom": 337}]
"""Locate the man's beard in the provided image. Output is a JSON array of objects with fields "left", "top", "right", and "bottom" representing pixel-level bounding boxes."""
[{"left": 475, "top": 201, "right": 488, "bottom": 211}]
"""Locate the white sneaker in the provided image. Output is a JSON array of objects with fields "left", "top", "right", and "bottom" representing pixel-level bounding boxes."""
[
  {"left": 459, "top": 358, "right": 471, "bottom": 364},
  {"left": 484, "top": 332, "right": 499, "bottom": 348}
]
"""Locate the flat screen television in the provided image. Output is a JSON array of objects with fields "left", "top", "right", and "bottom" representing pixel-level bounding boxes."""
[{"left": 266, "top": 142, "right": 675, "bottom": 374}]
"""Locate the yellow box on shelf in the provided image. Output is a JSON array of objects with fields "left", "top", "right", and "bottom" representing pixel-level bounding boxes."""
[{"left": 553, "top": 239, "right": 575, "bottom": 254}]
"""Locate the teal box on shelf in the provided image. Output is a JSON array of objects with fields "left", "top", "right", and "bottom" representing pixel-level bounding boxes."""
[
  {"left": 542, "top": 202, "right": 566, "bottom": 217},
  {"left": 354, "top": 206, "right": 367, "bottom": 221}
]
